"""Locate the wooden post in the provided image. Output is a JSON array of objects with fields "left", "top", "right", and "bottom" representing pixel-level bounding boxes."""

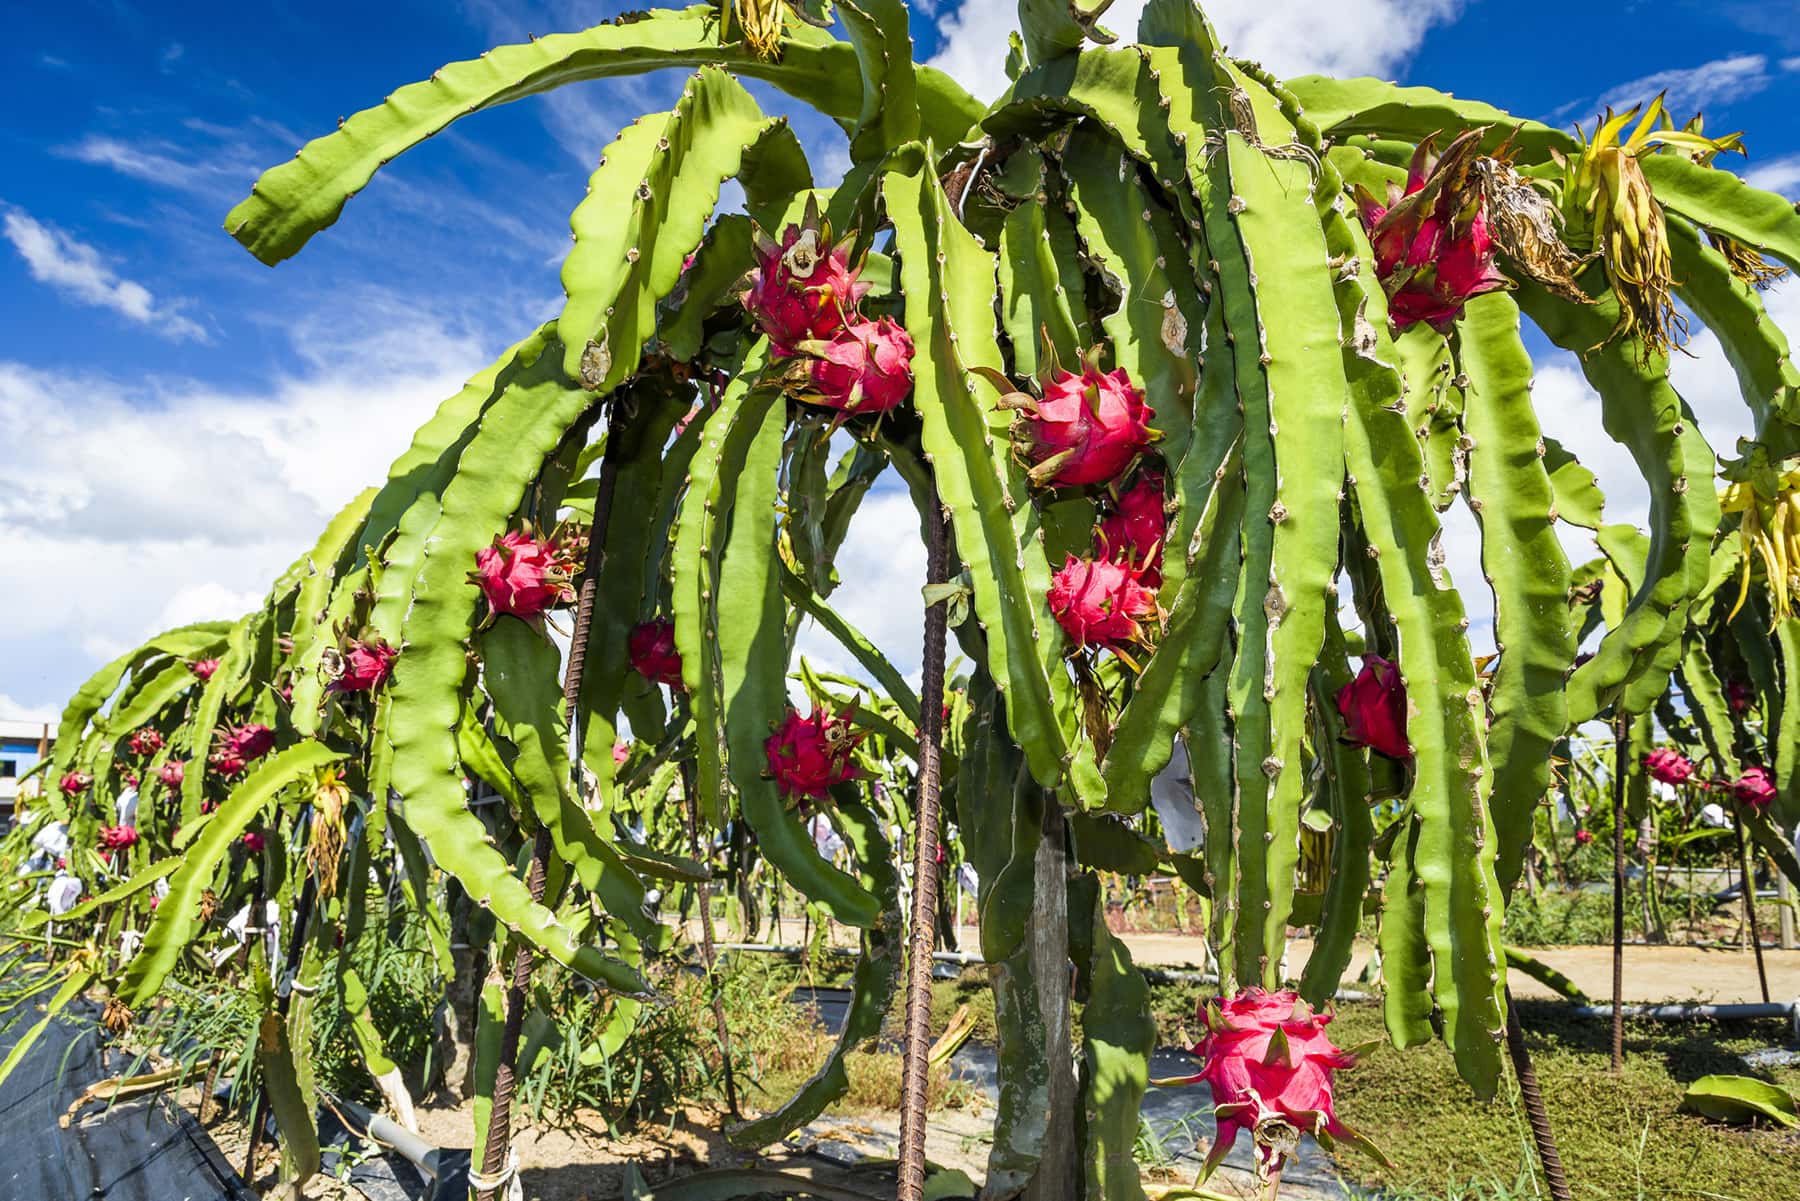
[
  {"left": 1779, "top": 871, "right": 1796, "bottom": 951},
  {"left": 1021, "top": 800, "right": 1078, "bottom": 1201}
]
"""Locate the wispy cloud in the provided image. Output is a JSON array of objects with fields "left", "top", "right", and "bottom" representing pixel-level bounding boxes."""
[
  {"left": 1743, "top": 153, "right": 1800, "bottom": 198},
  {"left": 931, "top": 0, "right": 1464, "bottom": 103},
  {"left": 2, "top": 208, "right": 207, "bottom": 341},
  {"left": 1594, "top": 54, "right": 1771, "bottom": 116},
  {"left": 59, "top": 134, "right": 254, "bottom": 199},
  {"left": 1784, "top": 56, "right": 1800, "bottom": 72}
]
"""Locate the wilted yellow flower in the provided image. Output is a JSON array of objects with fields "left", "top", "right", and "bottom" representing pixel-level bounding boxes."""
[
  {"left": 1719, "top": 441, "right": 1800, "bottom": 627},
  {"left": 722, "top": 0, "right": 785, "bottom": 61},
  {"left": 1555, "top": 96, "right": 1741, "bottom": 358}
]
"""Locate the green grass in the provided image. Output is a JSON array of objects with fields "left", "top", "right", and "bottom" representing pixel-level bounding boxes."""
[
  {"left": 1324, "top": 1000, "right": 1800, "bottom": 1201},
  {"left": 1501, "top": 882, "right": 1787, "bottom": 948}
]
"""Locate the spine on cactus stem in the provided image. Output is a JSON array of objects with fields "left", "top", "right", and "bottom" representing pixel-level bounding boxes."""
[{"left": 476, "top": 399, "right": 629, "bottom": 1201}]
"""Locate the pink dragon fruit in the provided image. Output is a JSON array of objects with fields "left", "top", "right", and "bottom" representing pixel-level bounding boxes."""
[
  {"left": 1726, "top": 679, "right": 1755, "bottom": 714},
  {"left": 127, "top": 728, "right": 164, "bottom": 757},
  {"left": 612, "top": 742, "right": 631, "bottom": 768},
  {"left": 788, "top": 317, "right": 915, "bottom": 415},
  {"left": 740, "top": 206, "right": 870, "bottom": 352},
  {"left": 628, "top": 618, "right": 684, "bottom": 688},
  {"left": 1732, "top": 766, "right": 1777, "bottom": 810},
  {"left": 190, "top": 658, "right": 220, "bottom": 682},
  {"left": 764, "top": 706, "right": 864, "bottom": 803},
  {"left": 98, "top": 825, "right": 139, "bottom": 850},
  {"left": 1046, "top": 555, "right": 1159, "bottom": 652},
  {"left": 331, "top": 637, "right": 398, "bottom": 693},
  {"left": 224, "top": 723, "right": 275, "bottom": 762},
  {"left": 1356, "top": 130, "right": 1508, "bottom": 331},
  {"left": 1336, "top": 656, "right": 1410, "bottom": 760},
  {"left": 242, "top": 832, "right": 266, "bottom": 853},
  {"left": 472, "top": 531, "right": 576, "bottom": 619},
  {"left": 210, "top": 723, "right": 273, "bottom": 778},
  {"left": 59, "top": 770, "right": 92, "bottom": 797},
  {"left": 1575, "top": 828, "right": 1594, "bottom": 847},
  {"left": 987, "top": 355, "right": 1157, "bottom": 488},
  {"left": 157, "top": 760, "right": 185, "bottom": 790},
  {"left": 1098, "top": 469, "right": 1168, "bottom": 584},
  {"left": 1160, "top": 988, "right": 1384, "bottom": 1187},
  {"left": 1644, "top": 748, "right": 1694, "bottom": 786}
]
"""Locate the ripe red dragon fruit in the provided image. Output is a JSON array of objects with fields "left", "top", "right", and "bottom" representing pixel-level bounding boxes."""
[
  {"left": 764, "top": 706, "right": 864, "bottom": 803},
  {"left": 472, "top": 530, "right": 576, "bottom": 619},
  {"left": 1575, "top": 828, "right": 1594, "bottom": 846},
  {"left": 789, "top": 317, "right": 915, "bottom": 415},
  {"left": 989, "top": 354, "right": 1157, "bottom": 488},
  {"left": 1726, "top": 679, "right": 1755, "bottom": 714},
  {"left": 1336, "top": 655, "right": 1410, "bottom": 760},
  {"left": 1046, "top": 555, "right": 1159, "bottom": 653},
  {"left": 224, "top": 723, "right": 275, "bottom": 762},
  {"left": 1159, "top": 988, "right": 1383, "bottom": 1187},
  {"left": 612, "top": 742, "right": 631, "bottom": 767},
  {"left": 628, "top": 619, "right": 684, "bottom": 688},
  {"left": 210, "top": 724, "right": 273, "bottom": 778},
  {"left": 190, "top": 658, "right": 220, "bottom": 682},
  {"left": 1098, "top": 469, "right": 1168, "bottom": 584},
  {"left": 1356, "top": 130, "right": 1508, "bottom": 331},
  {"left": 59, "top": 770, "right": 92, "bottom": 796},
  {"left": 331, "top": 637, "right": 398, "bottom": 693},
  {"left": 740, "top": 206, "right": 870, "bottom": 352},
  {"left": 1644, "top": 748, "right": 1694, "bottom": 786},
  {"left": 1732, "top": 766, "right": 1777, "bottom": 810},
  {"left": 242, "top": 832, "right": 266, "bottom": 853},
  {"left": 157, "top": 760, "right": 185, "bottom": 790},
  {"left": 99, "top": 825, "right": 139, "bottom": 850},
  {"left": 127, "top": 728, "right": 164, "bottom": 757}
]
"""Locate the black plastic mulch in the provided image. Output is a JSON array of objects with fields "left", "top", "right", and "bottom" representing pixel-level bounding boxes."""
[
  {"left": 0, "top": 993, "right": 470, "bottom": 1201},
  {"left": 0, "top": 996, "right": 252, "bottom": 1201}
]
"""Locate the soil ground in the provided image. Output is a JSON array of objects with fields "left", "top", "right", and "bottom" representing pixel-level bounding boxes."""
[
  {"left": 726, "top": 918, "right": 1800, "bottom": 1004},
  {"left": 176, "top": 924, "right": 1800, "bottom": 1200}
]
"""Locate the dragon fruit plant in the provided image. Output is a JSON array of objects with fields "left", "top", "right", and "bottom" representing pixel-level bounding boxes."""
[{"left": 6, "top": 1, "right": 1799, "bottom": 1199}]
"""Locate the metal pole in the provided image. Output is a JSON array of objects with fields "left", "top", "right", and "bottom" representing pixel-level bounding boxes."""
[
  {"left": 1611, "top": 715, "right": 1627, "bottom": 1075},
  {"left": 1736, "top": 812, "right": 1772, "bottom": 1005},
  {"left": 683, "top": 757, "right": 740, "bottom": 1119},
  {"left": 896, "top": 499, "right": 949, "bottom": 1201},
  {"left": 476, "top": 401, "right": 626, "bottom": 1201},
  {"left": 1503, "top": 990, "right": 1572, "bottom": 1201}
]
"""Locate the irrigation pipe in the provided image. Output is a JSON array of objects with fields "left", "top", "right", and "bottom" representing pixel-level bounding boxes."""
[
  {"left": 1568, "top": 1000, "right": 1800, "bottom": 1039},
  {"left": 324, "top": 1093, "right": 450, "bottom": 1181}
]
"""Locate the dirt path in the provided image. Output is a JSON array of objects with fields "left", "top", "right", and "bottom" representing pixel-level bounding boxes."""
[
  {"left": 727, "top": 918, "right": 1800, "bottom": 1004},
  {"left": 1111, "top": 932, "right": 1800, "bottom": 1004}
]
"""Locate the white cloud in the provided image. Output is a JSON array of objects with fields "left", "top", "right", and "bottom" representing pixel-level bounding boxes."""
[
  {"left": 1595, "top": 54, "right": 1770, "bottom": 116},
  {"left": 2, "top": 209, "right": 207, "bottom": 341},
  {"left": 793, "top": 489, "right": 929, "bottom": 686},
  {"left": 1783, "top": 56, "right": 1800, "bottom": 72},
  {"left": 0, "top": 695, "right": 59, "bottom": 724},
  {"left": 0, "top": 311, "right": 491, "bottom": 713},
  {"left": 1743, "top": 153, "right": 1800, "bottom": 198},
  {"left": 58, "top": 135, "right": 243, "bottom": 198},
  {"left": 929, "top": 0, "right": 1463, "bottom": 103}
]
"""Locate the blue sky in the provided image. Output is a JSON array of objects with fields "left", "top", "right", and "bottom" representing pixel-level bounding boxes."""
[{"left": 3, "top": 0, "right": 1800, "bottom": 719}]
